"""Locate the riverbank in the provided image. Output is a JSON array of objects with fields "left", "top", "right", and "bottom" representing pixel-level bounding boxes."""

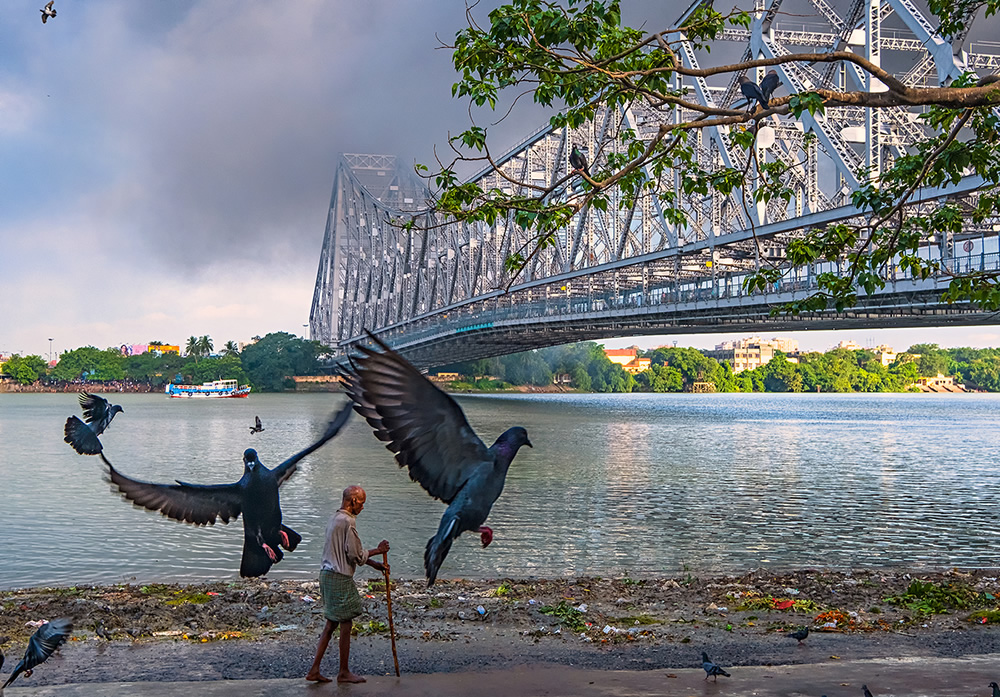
[{"left": 4, "top": 568, "right": 1000, "bottom": 686}]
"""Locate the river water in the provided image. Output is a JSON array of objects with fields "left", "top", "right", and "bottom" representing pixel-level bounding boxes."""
[{"left": 2, "top": 391, "right": 999, "bottom": 589}]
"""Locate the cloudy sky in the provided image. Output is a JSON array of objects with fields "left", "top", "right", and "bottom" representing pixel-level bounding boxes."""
[{"left": 2, "top": 1, "right": 998, "bottom": 360}]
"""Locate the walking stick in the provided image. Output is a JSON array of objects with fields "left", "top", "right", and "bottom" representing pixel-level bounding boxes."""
[{"left": 382, "top": 551, "right": 400, "bottom": 677}]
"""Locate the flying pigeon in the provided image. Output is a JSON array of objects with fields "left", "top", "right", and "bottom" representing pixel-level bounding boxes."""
[
  {"left": 340, "top": 333, "right": 533, "bottom": 587},
  {"left": 787, "top": 625, "right": 809, "bottom": 643},
  {"left": 250, "top": 416, "right": 264, "bottom": 434},
  {"left": 862, "top": 685, "right": 875, "bottom": 697},
  {"left": 760, "top": 69, "right": 781, "bottom": 104},
  {"left": 2, "top": 618, "right": 73, "bottom": 689},
  {"left": 64, "top": 392, "right": 124, "bottom": 455},
  {"left": 701, "top": 651, "right": 731, "bottom": 681},
  {"left": 94, "top": 402, "right": 353, "bottom": 577},
  {"left": 738, "top": 74, "right": 768, "bottom": 112},
  {"left": 990, "top": 681, "right": 1000, "bottom": 697},
  {"left": 40, "top": 1, "right": 56, "bottom": 23},
  {"left": 569, "top": 144, "right": 589, "bottom": 174}
]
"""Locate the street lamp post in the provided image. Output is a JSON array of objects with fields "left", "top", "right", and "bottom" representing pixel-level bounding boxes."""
[{"left": 48, "top": 338, "right": 53, "bottom": 363}]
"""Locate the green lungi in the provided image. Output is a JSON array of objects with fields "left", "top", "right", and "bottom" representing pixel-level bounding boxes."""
[{"left": 320, "top": 568, "right": 363, "bottom": 623}]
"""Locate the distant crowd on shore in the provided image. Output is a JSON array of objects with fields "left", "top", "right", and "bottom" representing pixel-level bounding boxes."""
[{"left": 0, "top": 379, "right": 159, "bottom": 394}]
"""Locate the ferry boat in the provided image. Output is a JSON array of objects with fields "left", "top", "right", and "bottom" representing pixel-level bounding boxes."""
[{"left": 165, "top": 379, "right": 251, "bottom": 399}]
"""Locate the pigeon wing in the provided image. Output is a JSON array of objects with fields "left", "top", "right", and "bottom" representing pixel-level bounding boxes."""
[
  {"left": 270, "top": 401, "right": 353, "bottom": 486},
  {"left": 2, "top": 618, "right": 72, "bottom": 689},
  {"left": 100, "top": 453, "right": 243, "bottom": 525},
  {"left": 255, "top": 416, "right": 262, "bottom": 430},
  {"left": 79, "top": 392, "right": 112, "bottom": 428},
  {"left": 341, "top": 333, "right": 490, "bottom": 504}
]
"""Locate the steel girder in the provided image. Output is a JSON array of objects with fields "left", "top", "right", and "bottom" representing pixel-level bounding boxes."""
[{"left": 310, "top": 1, "right": 1000, "bottom": 362}]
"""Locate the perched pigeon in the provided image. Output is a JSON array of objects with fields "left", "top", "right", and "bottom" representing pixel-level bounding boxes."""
[
  {"left": 738, "top": 74, "right": 768, "bottom": 112},
  {"left": 341, "top": 333, "right": 532, "bottom": 587},
  {"left": 862, "top": 685, "right": 875, "bottom": 697},
  {"left": 95, "top": 402, "right": 353, "bottom": 577},
  {"left": 64, "top": 392, "right": 124, "bottom": 455},
  {"left": 990, "top": 681, "right": 1000, "bottom": 697},
  {"left": 787, "top": 625, "right": 809, "bottom": 643},
  {"left": 2, "top": 618, "right": 73, "bottom": 689},
  {"left": 701, "top": 651, "right": 731, "bottom": 681},
  {"left": 760, "top": 69, "right": 781, "bottom": 104},
  {"left": 249, "top": 416, "right": 264, "bottom": 435},
  {"left": 569, "top": 144, "right": 589, "bottom": 174},
  {"left": 40, "top": 0, "right": 56, "bottom": 23}
]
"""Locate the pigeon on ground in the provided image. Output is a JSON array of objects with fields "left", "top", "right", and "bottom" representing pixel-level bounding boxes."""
[
  {"left": 94, "top": 402, "right": 353, "bottom": 577},
  {"left": 862, "top": 685, "right": 875, "bottom": 697},
  {"left": 569, "top": 144, "right": 589, "bottom": 174},
  {"left": 249, "top": 416, "right": 264, "bottom": 434},
  {"left": 738, "top": 74, "right": 768, "bottom": 112},
  {"left": 40, "top": 1, "right": 56, "bottom": 23},
  {"left": 2, "top": 618, "right": 73, "bottom": 689},
  {"left": 760, "top": 69, "right": 781, "bottom": 104},
  {"left": 990, "top": 681, "right": 1000, "bottom": 697},
  {"left": 701, "top": 651, "right": 731, "bottom": 681},
  {"left": 64, "top": 392, "right": 124, "bottom": 455},
  {"left": 787, "top": 625, "right": 809, "bottom": 643},
  {"left": 340, "top": 332, "right": 533, "bottom": 587}
]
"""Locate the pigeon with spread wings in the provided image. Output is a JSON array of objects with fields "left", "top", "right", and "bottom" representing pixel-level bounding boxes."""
[
  {"left": 2, "top": 618, "right": 72, "bottom": 689},
  {"left": 250, "top": 416, "right": 264, "bottom": 434},
  {"left": 64, "top": 392, "right": 123, "bottom": 455},
  {"left": 96, "top": 402, "right": 352, "bottom": 577},
  {"left": 341, "top": 333, "right": 532, "bottom": 586}
]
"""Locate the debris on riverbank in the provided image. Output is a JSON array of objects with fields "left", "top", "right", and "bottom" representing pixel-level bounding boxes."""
[{"left": 3, "top": 568, "right": 999, "bottom": 649}]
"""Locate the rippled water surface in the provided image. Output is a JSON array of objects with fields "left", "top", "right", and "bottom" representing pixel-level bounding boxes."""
[{"left": 2, "top": 391, "right": 1000, "bottom": 589}]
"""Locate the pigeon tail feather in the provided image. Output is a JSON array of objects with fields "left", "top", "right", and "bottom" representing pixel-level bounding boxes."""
[
  {"left": 425, "top": 514, "right": 460, "bottom": 587},
  {"left": 64, "top": 416, "right": 102, "bottom": 455},
  {"left": 240, "top": 537, "right": 280, "bottom": 578}
]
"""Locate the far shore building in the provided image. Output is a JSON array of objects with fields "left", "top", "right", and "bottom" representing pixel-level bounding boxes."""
[
  {"left": 705, "top": 336, "right": 799, "bottom": 374},
  {"left": 603, "top": 348, "right": 652, "bottom": 374}
]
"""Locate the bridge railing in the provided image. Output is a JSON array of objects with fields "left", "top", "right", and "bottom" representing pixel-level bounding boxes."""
[{"left": 364, "top": 250, "right": 1000, "bottom": 350}]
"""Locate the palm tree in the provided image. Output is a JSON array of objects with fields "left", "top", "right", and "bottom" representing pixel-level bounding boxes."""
[
  {"left": 186, "top": 336, "right": 200, "bottom": 361},
  {"left": 197, "top": 335, "right": 214, "bottom": 358},
  {"left": 222, "top": 340, "right": 240, "bottom": 356}
]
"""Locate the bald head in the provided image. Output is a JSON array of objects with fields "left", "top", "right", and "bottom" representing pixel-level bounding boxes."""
[{"left": 341, "top": 485, "right": 366, "bottom": 515}]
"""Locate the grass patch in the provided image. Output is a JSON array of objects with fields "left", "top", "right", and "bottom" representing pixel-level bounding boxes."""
[
  {"left": 968, "top": 609, "right": 1000, "bottom": 624},
  {"left": 883, "top": 579, "right": 982, "bottom": 616},
  {"left": 139, "top": 584, "right": 173, "bottom": 596},
  {"left": 427, "top": 597, "right": 443, "bottom": 609},
  {"left": 490, "top": 582, "right": 514, "bottom": 597},
  {"left": 614, "top": 614, "right": 659, "bottom": 626},
  {"left": 538, "top": 601, "right": 586, "bottom": 632},
  {"left": 354, "top": 620, "right": 389, "bottom": 635},
  {"left": 165, "top": 591, "right": 212, "bottom": 606}
]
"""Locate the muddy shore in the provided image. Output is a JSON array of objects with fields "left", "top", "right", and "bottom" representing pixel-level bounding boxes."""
[{"left": 3, "top": 568, "right": 1000, "bottom": 685}]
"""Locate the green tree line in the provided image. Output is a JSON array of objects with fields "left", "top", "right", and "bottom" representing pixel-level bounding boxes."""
[
  {"left": 439, "top": 342, "right": 1000, "bottom": 393},
  {"left": 0, "top": 332, "right": 325, "bottom": 393}
]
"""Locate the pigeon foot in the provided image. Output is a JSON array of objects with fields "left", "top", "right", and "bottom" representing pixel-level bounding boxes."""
[
  {"left": 478, "top": 526, "right": 493, "bottom": 548},
  {"left": 262, "top": 543, "right": 278, "bottom": 562},
  {"left": 279, "top": 530, "right": 290, "bottom": 548}
]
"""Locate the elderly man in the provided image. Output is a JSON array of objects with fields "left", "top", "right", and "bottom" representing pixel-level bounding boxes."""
[{"left": 306, "top": 485, "right": 389, "bottom": 684}]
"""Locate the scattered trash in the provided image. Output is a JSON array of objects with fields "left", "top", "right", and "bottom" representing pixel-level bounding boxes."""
[
  {"left": 528, "top": 599, "right": 537, "bottom": 605},
  {"left": 773, "top": 600, "right": 795, "bottom": 610},
  {"left": 269, "top": 624, "right": 299, "bottom": 633},
  {"left": 553, "top": 627, "right": 561, "bottom": 634},
  {"left": 476, "top": 605, "right": 486, "bottom": 616},
  {"left": 575, "top": 603, "right": 588, "bottom": 613},
  {"left": 152, "top": 630, "right": 183, "bottom": 637},
  {"left": 830, "top": 655, "right": 841, "bottom": 660},
  {"left": 457, "top": 596, "right": 467, "bottom": 602},
  {"left": 24, "top": 620, "right": 47, "bottom": 628},
  {"left": 603, "top": 625, "right": 614, "bottom": 634},
  {"left": 206, "top": 592, "right": 221, "bottom": 596},
  {"left": 783, "top": 588, "right": 800, "bottom": 595},
  {"left": 301, "top": 595, "right": 316, "bottom": 603},
  {"left": 820, "top": 621, "right": 837, "bottom": 630}
]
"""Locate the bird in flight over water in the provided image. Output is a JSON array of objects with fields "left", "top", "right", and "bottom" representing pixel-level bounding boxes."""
[
  {"left": 64, "top": 392, "right": 124, "bottom": 455},
  {"left": 250, "top": 415, "right": 265, "bottom": 434},
  {"left": 341, "top": 332, "right": 532, "bottom": 587},
  {"left": 92, "top": 403, "right": 353, "bottom": 577}
]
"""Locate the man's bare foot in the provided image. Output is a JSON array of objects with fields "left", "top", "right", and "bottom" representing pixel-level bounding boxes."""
[
  {"left": 305, "top": 671, "right": 332, "bottom": 683},
  {"left": 337, "top": 670, "right": 367, "bottom": 683}
]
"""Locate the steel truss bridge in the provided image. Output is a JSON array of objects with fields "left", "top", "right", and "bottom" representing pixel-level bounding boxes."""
[{"left": 310, "top": 0, "right": 1000, "bottom": 369}]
